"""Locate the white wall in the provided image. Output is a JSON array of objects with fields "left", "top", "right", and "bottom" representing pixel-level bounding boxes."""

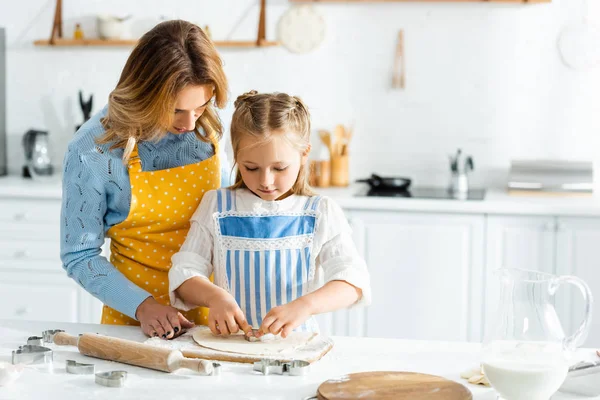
[{"left": 1, "top": 0, "right": 599, "bottom": 189}]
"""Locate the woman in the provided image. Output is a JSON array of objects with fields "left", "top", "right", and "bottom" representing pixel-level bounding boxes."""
[{"left": 60, "top": 20, "right": 229, "bottom": 339}]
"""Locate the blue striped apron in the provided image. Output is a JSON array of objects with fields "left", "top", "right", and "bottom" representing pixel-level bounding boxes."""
[{"left": 215, "top": 189, "right": 321, "bottom": 332}]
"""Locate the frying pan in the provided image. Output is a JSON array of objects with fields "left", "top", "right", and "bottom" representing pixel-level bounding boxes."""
[{"left": 356, "top": 174, "right": 411, "bottom": 191}]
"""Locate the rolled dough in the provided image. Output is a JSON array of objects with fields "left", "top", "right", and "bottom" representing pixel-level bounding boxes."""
[{"left": 192, "top": 329, "right": 317, "bottom": 356}]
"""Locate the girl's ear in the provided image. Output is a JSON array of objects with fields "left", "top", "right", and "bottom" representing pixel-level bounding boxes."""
[{"left": 301, "top": 144, "right": 312, "bottom": 164}]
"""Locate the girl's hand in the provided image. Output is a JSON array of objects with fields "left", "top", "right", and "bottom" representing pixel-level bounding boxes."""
[
  {"left": 259, "top": 299, "right": 312, "bottom": 338},
  {"left": 136, "top": 297, "right": 194, "bottom": 339},
  {"left": 208, "top": 293, "right": 252, "bottom": 336}
]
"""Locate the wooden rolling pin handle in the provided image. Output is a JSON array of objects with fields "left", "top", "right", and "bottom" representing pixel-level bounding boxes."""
[
  {"left": 176, "top": 356, "right": 214, "bottom": 375},
  {"left": 53, "top": 332, "right": 79, "bottom": 346}
]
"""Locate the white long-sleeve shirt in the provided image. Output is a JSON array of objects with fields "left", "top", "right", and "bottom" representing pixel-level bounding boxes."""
[{"left": 169, "top": 189, "right": 371, "bottom": 315}]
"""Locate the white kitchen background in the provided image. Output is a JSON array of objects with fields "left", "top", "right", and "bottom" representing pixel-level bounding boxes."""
[
  {"left": 1, "top": 0, "right": 599, "bottom": 188},
  {"left": 2, "top": 0, "right": 600, "bottom": 348}
]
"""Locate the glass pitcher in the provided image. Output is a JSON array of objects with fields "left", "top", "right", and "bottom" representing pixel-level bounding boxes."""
[{"left": 482, "top": 268, "right": 593, "bottom": 400}]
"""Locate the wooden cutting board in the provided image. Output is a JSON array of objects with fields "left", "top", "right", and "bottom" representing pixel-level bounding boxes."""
[{"left": 317, "top": 371, "right": 472, "bottom": 400}]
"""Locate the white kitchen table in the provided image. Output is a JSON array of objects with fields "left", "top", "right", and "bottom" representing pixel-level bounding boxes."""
[{"left": 0, "top": 319, "right": 596, "bottom": 400}]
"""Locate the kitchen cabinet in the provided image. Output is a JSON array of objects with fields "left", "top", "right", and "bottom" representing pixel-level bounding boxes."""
[
  {"left": 482, "top": 215, "right": 555, "bottom": 341},
  {"left": 0, "top": 197, "right": 103, "bottom": 324},
  {"left": 314, "top": 212, "right": 367, "bottom": 336},
  {"left": 555, "top": 217, "right": 600, "bottom": 348},
  {"left": 484, "top": 215, "right": 600, "bottom": 347},
  {"left": 350, "top": 210, "right": 485, "bottom": 342}
]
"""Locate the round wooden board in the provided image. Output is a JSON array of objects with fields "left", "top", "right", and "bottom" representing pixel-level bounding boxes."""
[{"left": 317, "top": 371, "right": 473, "bottom": 400}]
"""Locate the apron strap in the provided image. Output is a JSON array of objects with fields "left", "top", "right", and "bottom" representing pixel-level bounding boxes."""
[
  {"left": 217, "top": 188, "right": 236, "bottom": 213},
  {"left": 304, "top": 195, "right": 321, "bottom": 211},
  {"left": 126, "top": 143, "right": 142, "bottom": 173}
]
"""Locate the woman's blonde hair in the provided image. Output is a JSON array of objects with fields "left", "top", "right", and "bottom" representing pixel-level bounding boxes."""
[
  {"left": 97, "top": 20, "right": 228, "bottom": 162},
  {"left": 230, "top": 90, "right": 314, "bottom": 196}
]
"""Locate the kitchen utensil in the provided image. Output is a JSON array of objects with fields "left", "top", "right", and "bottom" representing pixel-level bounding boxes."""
[
  {"left": 22, "top": 129, "right": 53, "bottom": 179},
  {"left": 392, "top": 29, "right": 406, "bottom": 89},
  {"left": 244, "top": 330, "right": 275, "bottom": 342},
  {"left": 448, "top": 149, "right": 473, "bottom": 194},
  {"left": 315, "top": 160, "right": 331, "bottom": 187},
  {"left": 53, "top": 332, "right": 217, "bottom": 375},
  {"left": 66, "top": 359, "right": 95, "bottom": 375},
  {"left": 26, "top": 336, "right": 43, "bottom": 346},
  {"left": 42, "top": 329, "right": 64, "bottom": 343},
  {"left": 560, "top": 359, "right": 600, "bottom": 396},
  {"left": 308, "top": 371, "right": 472, "bottom": 400},
  {"left": 357, "top": 173, "right": 411, "bottom": 191},
  {"left": 95, "top": 371, "right": 127, "bottom": 388},
  {"left": 318, "top": 130, "right": 332, "bottom": 155},
  {"left": 75, "top": 90, "right": 93, "bottom": 132},
  {"left": 482, "top": 268, "right": 593, "bottom": 400},
  {"left": 253, "top": 359, "right": 310, "bottom": 376},
  {"left": 11, "top": 345, "right": 53, "bottom": 366},
  {"left": 330, "top": 155, "right": 348, "bottom": 187}
]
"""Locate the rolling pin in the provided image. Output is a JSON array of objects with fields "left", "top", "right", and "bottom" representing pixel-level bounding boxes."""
[{"left": 53, "top": 332, "right": 214, "bottom": 375}]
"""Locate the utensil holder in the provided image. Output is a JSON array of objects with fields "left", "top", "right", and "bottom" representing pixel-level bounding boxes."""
[
  {"left": 330, "top": 155, "right": 349, "bottom": 187},
  {"left": 310, "top": 160, "right": 331, "bottom": 187}
]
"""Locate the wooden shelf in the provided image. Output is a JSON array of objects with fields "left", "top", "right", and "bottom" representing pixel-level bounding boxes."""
[
  {"left": 290, "top": 0, "right": 550, "bottom": 3},
  {"left": 33, "top": 38, "right": 280, "bottom": 48},
  {"left": 37, "top": 0, "right": 278, "bottom": 49}
]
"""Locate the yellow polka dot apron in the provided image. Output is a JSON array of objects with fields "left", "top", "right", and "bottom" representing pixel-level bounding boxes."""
[{"left": 102, "top": 142, "right": 220, "bottom": 326}]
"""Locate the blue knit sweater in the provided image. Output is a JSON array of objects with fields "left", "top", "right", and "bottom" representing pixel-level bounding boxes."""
[{"left": 60, "top": 106, "right": 231, "bottom": 320}]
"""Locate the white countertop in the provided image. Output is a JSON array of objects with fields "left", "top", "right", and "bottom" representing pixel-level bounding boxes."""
[
  {"left": 0, "top": 319, "right": 596, "bottom": 400},
  {"left": 3, "top": 174, "right": 600, "bottom": 216}
]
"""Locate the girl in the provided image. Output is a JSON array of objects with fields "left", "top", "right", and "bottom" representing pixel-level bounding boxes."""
[
  {"left": 169, "top": 91, "right": 371, "bottom": 338},
  {"left": 60, "top": 20, "right": 230, "bottom": 340}
]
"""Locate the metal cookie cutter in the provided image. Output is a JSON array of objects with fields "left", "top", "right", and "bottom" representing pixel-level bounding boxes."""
[
  {"left": 42, "top": 329, "right": 64, "bottom": 343},
  {"left": 66, "top": 359, "right": 95, "bottom": 375},
  {"left": 253, "top": 359, "right": 310, "bottom": 376},
  {"left": 211, "top": 362, "right": 222, "bottom": 376},
  {"left": 245, "top": 329, "right": 276, "bottom": 343},
  {"left": 11, "top": 345, "right": 53, "bottom": 365},
  {"left": 95, "top": 371, "right": 127, "bottom": 388},
  {"left": 26, "top": 336, "right": 44, "bottom": 346}
]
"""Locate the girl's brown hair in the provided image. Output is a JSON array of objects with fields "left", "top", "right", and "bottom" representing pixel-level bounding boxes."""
[
  {"left": 230, "top": 90, "right": 314, "bottom": 196},
  {"left": 97, "top": 20, "right": 228, "bottom": 162}
]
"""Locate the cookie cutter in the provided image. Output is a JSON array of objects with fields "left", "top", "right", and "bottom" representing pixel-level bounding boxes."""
[
  {"left": 26, "top": 336, "right": 44, "bottom": 346},
  {"left": 95, "top": 371, "right": 127, "bottom": 388},
  {"left": 253, "top": 359, "right": 310, "bottom": 376},
  {"left": 245, "top": 330, "right": 275, "bottom": 343},
  {"left": 66, "top": 359, "right": 95, "bottom": 375},
  {"left": 42, "top": 329, "right": 65, "bottom": 343},
  {"left": 11, "top": 345, "right": 53, "bottom": 365},
  {"left": 211, "top": 362, "right": 222, "bottom": 376}
]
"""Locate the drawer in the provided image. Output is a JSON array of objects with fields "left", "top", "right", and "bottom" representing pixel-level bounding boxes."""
[
  {"left": 0, "top": 271, "right": 79, "bottom": 322},
  {"left": 0, "top": 223, "right": 60, "bottom": 241},
  {"left": 0, "top": 240, "right": 60, "bottom": 268},
  {"left": 0, "top": 199, "right": 61, "bottom": 224}
]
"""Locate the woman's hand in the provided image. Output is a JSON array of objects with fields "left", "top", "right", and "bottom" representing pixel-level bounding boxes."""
[
  {"left": 259, "top": 298, "right": 312, "bottom": 338},
  {"left": 207, "top": 293, "right": 252, "bottom": 336},
  {"left": 135, "top": 297, "right": 194, "bottom": 339}
]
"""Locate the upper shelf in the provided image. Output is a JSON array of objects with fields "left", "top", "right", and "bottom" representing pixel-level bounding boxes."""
[
  {"left": 290, "top": 0, "right": 549, "bottom": 2},
  {"left": 33, "top": 38, "right": 280, "bottom": 48}
]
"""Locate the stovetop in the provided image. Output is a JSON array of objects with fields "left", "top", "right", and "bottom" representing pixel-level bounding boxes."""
[{"left": 358, "top": 187, "right": 487, "bottom": 201}]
